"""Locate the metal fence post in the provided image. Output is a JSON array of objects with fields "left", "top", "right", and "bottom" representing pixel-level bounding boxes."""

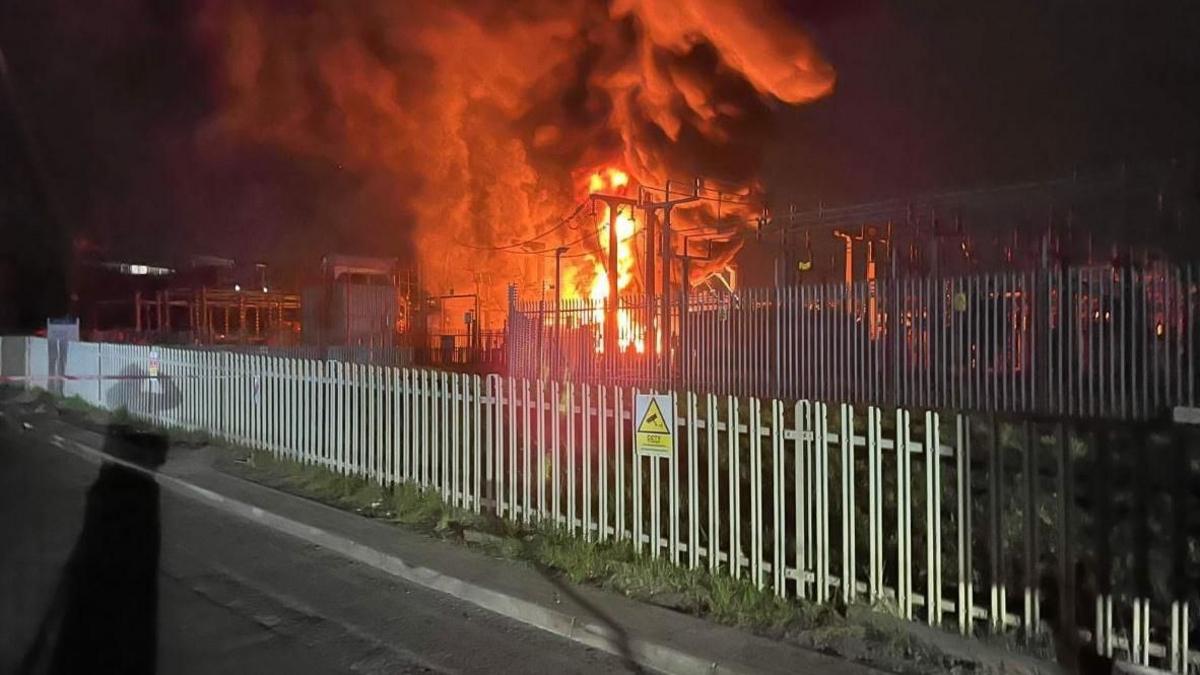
[
  {"left": 956, "top": 414, "right": 973, "bottom": 635},
  {"left": 925, "top": 410, "right": 943, "bottom": 627}
]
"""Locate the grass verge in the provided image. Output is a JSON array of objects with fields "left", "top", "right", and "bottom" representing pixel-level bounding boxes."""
[{"left": 213, "top": 445, "right": 1004, "bottom": 674}]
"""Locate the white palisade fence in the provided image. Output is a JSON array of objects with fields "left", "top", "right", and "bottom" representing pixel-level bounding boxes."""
[{"left": 2, "top": 335, "right": 1195, "bottom": 674}]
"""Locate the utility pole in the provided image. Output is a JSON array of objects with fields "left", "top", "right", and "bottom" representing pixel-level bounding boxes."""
[
  {"left": 644, "top": 207, "right": 656, "bottom": 320},
  {"left": 678, "top": 235, "right": 717, "bottom": 386},
  {"left": 661, "top": 205, "right": 674, "bottom": 372},
  {"left": 473, "top": 272, "right": 482, "bottom": 362},
  {"left": 554, "top": 246, "right": 568, "bottom": 378},
  {"left": 589, "top": 192, "right": 638, "bottom": 360},
  {"left": 608, "top": 204, "right": 619, "bottom": 354},
  {"left": 640, "top": 179, "right": 700, "bottom": 381}
]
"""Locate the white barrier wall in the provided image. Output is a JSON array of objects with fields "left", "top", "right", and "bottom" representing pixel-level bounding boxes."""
[
  {"left": 0, "top": 336, "right": 29, "bottom": 380},
  {"left": 62, "top": 341, "right": 103, "bottom": 407},
  {"left": 27, "top": 337, "right": 48, "bottom": 391}
]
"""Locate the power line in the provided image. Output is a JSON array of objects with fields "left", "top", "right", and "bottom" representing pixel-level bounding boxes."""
[
  {"left": 640, "top": 184, "right": 759, "bottom": 208},
  {"left": 525, "top": 218, "right": 649, "bottom": 260},
  {"left": 452, "top": 200, "right": 589, "bottom": 251},
  {"left": 756, "top": 169, "right": 1167, "bottom": 236}
]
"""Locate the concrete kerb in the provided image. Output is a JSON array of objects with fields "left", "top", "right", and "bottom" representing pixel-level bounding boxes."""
[{"left": 38, "top": 425, "right": 789, "bottom": 675}]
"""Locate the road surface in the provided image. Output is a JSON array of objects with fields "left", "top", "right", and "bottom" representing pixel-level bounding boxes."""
[{"left": 0, "top": 421, "right": 628, "bottom": 674}]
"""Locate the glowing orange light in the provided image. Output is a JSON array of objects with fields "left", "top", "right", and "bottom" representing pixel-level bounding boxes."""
[{"left": 575, "top": 167, "right": 645, "bottom": 354}]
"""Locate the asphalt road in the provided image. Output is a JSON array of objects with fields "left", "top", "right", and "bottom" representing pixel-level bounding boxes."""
[{"left": 0, "top": 422, "right": 628, "bottom": 674}]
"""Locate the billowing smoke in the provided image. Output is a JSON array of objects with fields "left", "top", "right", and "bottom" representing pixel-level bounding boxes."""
[{"left": 197, "top": 0, "right": 833, "bottom": 318}]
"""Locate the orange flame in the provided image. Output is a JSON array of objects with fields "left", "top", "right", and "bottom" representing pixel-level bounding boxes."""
[{"left": 567, "top": 167, "right": 645, "bottom": 353}]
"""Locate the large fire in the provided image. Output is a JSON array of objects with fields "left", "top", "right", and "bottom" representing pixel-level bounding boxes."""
[
  {"left": 580, "top": 167, "right": 643, "bottom": 353},
  {"left": 198, "top": 0, "right": 835, "bottom": 326}
]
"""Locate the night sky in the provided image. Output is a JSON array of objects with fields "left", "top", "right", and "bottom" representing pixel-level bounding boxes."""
[
  {"left": 2, "top": 0, "right": 1199, "bottom": 329},
  {"left": 768, "top": 1, "right": 1200, "bottom": 203}
]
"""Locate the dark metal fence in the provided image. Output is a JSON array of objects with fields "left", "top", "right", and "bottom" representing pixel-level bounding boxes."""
[
  {"left": 507, "top": 262, "right": 1200, "bottom": 419},
  {"left": 411, "top": 331, "right": 506, "bottom": 372}
]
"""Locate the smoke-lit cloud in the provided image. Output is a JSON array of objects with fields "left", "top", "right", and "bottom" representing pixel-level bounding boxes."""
[{"left": 197, "top": 0, "right": 834, "bottom": 307}]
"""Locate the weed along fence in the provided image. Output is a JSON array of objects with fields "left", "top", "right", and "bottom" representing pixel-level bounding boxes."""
[
  {"left": 3, "top": 336, "right": 1197, "bottom": 673},
  {"left": 508, "top": 262, "right": 1200, "bottom": 421}
]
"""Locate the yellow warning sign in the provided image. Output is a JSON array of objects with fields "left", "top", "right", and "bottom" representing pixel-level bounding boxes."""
[
  {"left": 635, "top": 394, "right": 674, "bottom": 457},
  {"left": 638, "top": 399, "right": 670, "bottom": 434}
]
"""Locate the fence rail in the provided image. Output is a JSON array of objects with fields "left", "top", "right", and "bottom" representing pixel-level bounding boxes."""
[
  {"left": 3, "top": 335, "right": 1196, "bottom": 673},
  {"left": 411, "top": 331, "right": 506, "bottom": 371},
  {"left": 180, "top": 334, "right": 505, "bottom": 373},
  {"left": 508, "top": 262, "right": 1200, "bottom": 420}
]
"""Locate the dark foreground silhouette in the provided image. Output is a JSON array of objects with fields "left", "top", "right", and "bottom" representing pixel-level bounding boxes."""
[{"left": 20, "top": 426, "right": 168, "bottom": 675}]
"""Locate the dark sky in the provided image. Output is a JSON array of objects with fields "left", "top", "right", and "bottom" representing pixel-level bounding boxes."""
[
  {"left": 2, "top": 0, "right": 1199, "bottom": 326},
  {"left": 768, "top": 0, "right": 1200, "bottom": 204},
  {"left": 0, "top": 0, "right": 383, "bottom": 282}
]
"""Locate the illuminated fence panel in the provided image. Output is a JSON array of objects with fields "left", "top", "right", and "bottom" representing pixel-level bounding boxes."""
[
  {"left": 508, "top": 263, "right": 1200, "bottom": 420},
  {"left": 4, "top": 337, "right": 1197, "bottom": 673}
]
